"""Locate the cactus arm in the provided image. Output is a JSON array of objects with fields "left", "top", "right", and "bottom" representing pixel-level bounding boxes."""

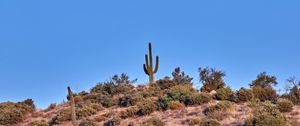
[
  {"left": 145, "top": 54, "right": 149, "bottom": 69},
  {"left": 143, "top": 64, "right": 150, "bottom": 75},
  {"left": 153, "top": 56, "right": 159, "bottom": 73}
]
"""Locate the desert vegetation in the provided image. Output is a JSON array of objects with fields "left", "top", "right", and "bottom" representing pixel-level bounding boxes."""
[{"left": 1, "top": 43, "right": 300, "bottom": 126}]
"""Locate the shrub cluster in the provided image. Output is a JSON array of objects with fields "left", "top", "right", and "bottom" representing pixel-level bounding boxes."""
[
  {"left": 141, "top": 118, "right": 165, "bottom": 126},
  {"left": 198, "top": 118, "right": 221, "bottom": 126},
  {"left": 167, "top": 85, "right": 196, "bottom": 103},
  {"left": 203, "top": 101, "right": 233, "bottom": 121},
  {"left": 246, "top": 101, "right": 290, "bottom": 126},
  {"left": 0, "top": 99, "right": 35, "bottom": 126},
  {"left": 78, "top": 119, "right": 99, "bottom": 126},
  {"left": 27, "top": 120, "right": 48, "bottom": 126},
  {"left": 252, "top": 86, "right": 277, "bottom": 102},
  {"left": 185, "top": 93, "right": 212, "bottom": 106},
  {"left": 120, "top": 106, "right": 139, "bottom": 119},
  {"left": 215, "top": 87, "right": 233, "bottom": 100},
  {"left": 236, "top": 88, "right": 253, "bottom": 102},
  {"left": 137, "top": 98, "right": 158, "bottom": 115}
]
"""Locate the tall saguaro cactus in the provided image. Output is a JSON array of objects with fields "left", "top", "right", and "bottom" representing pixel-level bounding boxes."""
[
  {"left": 143, "top": 42, "right": 159, "bottom": 84},
  {"left": 67, "top": 86, "right": 76, "bottom": 126}
]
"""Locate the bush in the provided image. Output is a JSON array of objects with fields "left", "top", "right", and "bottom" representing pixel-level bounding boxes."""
[
  {"left": 118, "top": 94, "right": 143, "bottom": 107},
  {"left": 56, "top": 108, "right": 72, "bottom": 122},
  {"left": 245, "top": 101, "right": 290, "bottom": 126},
  {"left": 102, "top": 98, "right": 115, "bottom": 108},
  {"left": 156, "top": 96, "right": 171, "bottom": 110},
  {"left": 276, "top": 98, "right": 294, "bottom": 112},
  {"left": 78, "top": 119, "right": 99, "bottom": 126},
  {"left": 103, "top": 117, "right": 121, "bottom": 126},
  {"left": 168, "top": 101, "right": 184, "bottom": 110},
  {"left": 199, "top": 118, "right": 221, "bottom": 126},
  {"left": 120, "top": 106, "right": 139, "bottom": 119},
  {"left": 252, "top": 86, "right": 277, "bottom": 102},
  {"left": 203, "top": 101, "right": 233, "bottom": 121},
  {"left": 187, "top": 118, "right": 201, "bottom": 125},
  {"left": 236, "top": 88, "right": 253, "bottom": 102},
  {"left": 167, "top": 85, "right": 196, "bottom": 103},
  {"left": 141, "top": 118, "right": 165, "bottom": 126},
  {"left": 76, "top": 103, "right": 103, "bottom": 119},
  {"left": 27, "top": 120, "right": 48, "bottom": 126},
  {"left": 137, "top": 98, "right": 158, "bottom": 115},
  {"left": 216, "top": 87, "right": 233, "bottom": 100},
  {"left": 185, "top": 93, "right": 212, "bottom": 106},
  {"left": 0, "top": 99, "right": 35, "bottom": 126}
]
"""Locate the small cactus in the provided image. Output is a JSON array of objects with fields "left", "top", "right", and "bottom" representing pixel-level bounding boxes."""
[
  {"left": 67, "top": 86, "right": 76, "bottom": 126},
  {"left": 143, "top": 42, "right": 159, "bottom": 84}
]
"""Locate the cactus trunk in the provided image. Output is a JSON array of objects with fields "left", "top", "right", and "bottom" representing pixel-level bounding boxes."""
[
  {"left": 67, "top": 86, "right": 76, "bottom": 126},
  {"left": 143, "top": 43, "right": 159, "bottom": 84}
]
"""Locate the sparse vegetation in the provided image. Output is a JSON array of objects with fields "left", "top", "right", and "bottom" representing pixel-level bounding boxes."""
[
  {"left": 27, "top": 119, "right": 48, "bottom": 126},
  {"left": 199, "top": 118, "right": 221, "bottom": 126},
  {"left": 141, "top": 117, "right": 165, "bottom": 126}
]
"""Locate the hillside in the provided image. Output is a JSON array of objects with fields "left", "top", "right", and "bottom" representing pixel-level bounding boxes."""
[{"left": 1, "top": 68, "right": 300, "bottom": 126}]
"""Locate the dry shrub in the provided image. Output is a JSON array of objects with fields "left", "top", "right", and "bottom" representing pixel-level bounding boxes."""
[
  {"left": 203, "top": 101, "right": 233, "bottom": 121},
  {"left": 78, "top": 119, "right": 99, "bottom": 126},
  {"left": 120, "top": 106, "right": 139, "bottom": 119},
  {"left": 252, "top": 86, "right": 277, "bottom": 102},
  {"left": 185, "top": 93, "right": 212, "bottom": 106},
  {"left": 103, "top": 116, "right": 121, "bottom": 126},
  {"left": 187, "top": 118, "right": 201, "bottom": 125},
  {"left": 93, "top": 115, "right": 105, "bottom": 122},
  {"left": 168, "top": 101, "right": 184, "bottom": 110},
  {"left": 27, "top": 120, "right": 48, "bottom": 126},
  {"left": 245, "top": 101, "right": 290, "bottom": 126},
  {"left": 137, "top": 98, "right": 158, "bottom": 115},
  {"left": 199, "top": 118, "right": 221, "bottom": 126},
  {"left": 141, "top": 117, "right": 165, "bottom": 126},
  {"left": 45, "top": 103, "right": 57, "bottom": 112},
  {"left": 276, "top": 98, "right": 294, "bottom": 112},
  {"left": 0, "top": 99, "right": 35, "bottom": 126},
  {"left": 236, "top": 88, "right": 253, "bottom": 102}
]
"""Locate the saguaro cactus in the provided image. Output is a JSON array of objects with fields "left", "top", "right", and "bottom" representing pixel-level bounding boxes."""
[
  {"left": 143, "top": 42, "right": 159, "bottom": 84},
  {"left": 67, "top": 86, "right": 76, "bottom": 126}
]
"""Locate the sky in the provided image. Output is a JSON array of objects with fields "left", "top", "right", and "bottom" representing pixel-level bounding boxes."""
[{"left": 0, "top": 0, "right": 300, "bottom": 109}]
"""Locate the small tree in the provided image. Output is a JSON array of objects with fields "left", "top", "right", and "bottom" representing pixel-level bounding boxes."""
[
  {"left": 172, "top": 67, "right": 193, "bottom": 85},
  {"left": 249, "top": 72, "right": 277, "bottom": 88},
  {"left": 199, "top": 67, "right": 226, "bottom": 92}
]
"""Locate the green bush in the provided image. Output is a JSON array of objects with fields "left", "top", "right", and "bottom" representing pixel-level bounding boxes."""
[
  {"left": 199, "top": 118, "right": 221, "bottom": 126},
  {"left": 78, "top": 119, "right": 99, "bottom": 126},
  {"left": 167, "top": 85, "right": 195, "bottom": 103},
  {"left": 156, "top": 96, "right": 171, "bottom": 110},
  {"left": 216, "top": 87, "right": 233, "bottom": 100},
  {"left": 27, "top": 120, "right": 48, "bottom": 126},
  {"left": 168, "top": 101, "right": 184, "bottom": 110},
  {"left": 185, "top": 93, "right": 212, "bottom": 106},
  {"left": 236, "top": 88, "right": 253, "bottom": 102},
  {"left": 245, "top": 101, "right": 290, "bottom": 126},
  {"left": 102, "top": 98, "right": 115, "bottom": 108},
  {"left": 0, "top": 99, "right": 35, "bottom": 126},
  {"left": 276, "top": 98, "right": 294, "bottom": 112},
  {"left": 141, "top": 118, "right": 165, "bottom": 126},
  {"left": 137, "top": 98, "right": 158, "bottom": 115}
]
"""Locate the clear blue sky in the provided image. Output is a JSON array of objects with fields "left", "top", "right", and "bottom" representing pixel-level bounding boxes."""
[{"left": 0, "top": 0, "right": 300, "bottom": 108}]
